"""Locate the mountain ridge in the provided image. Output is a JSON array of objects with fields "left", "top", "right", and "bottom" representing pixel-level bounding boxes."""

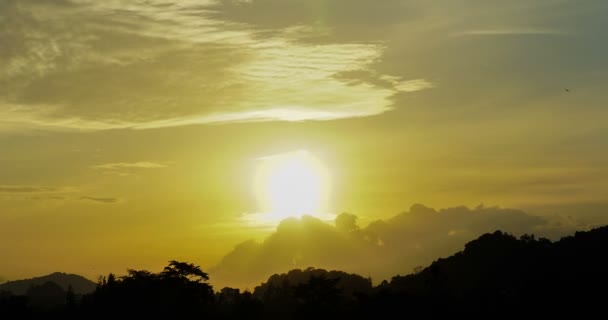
[{"left": 0, "top": 272, "right": 96, "bottom": 295}]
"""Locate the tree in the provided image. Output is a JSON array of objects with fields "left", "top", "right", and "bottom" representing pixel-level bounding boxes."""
[
  {"left": 26, "top": 281, "right": 66, "bottom": 310},
  {"left": 160, "top": 260, "right": 209, "bottom": 283},
  {"left": 83, "top": 260, "right": 214, "bottom": 317},
  {"left": 335, "top": 212, "right": 359, "bottom": 233},
  {"left": 66, "top": 285, "right": 75, "bottom": 308}
]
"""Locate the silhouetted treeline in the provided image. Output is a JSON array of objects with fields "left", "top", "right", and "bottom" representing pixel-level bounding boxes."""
[
  {"left": 1, "top": 226, "right": 607, "bottom": 318},
  {"left": 374, "top": 226, "right": 608, "bottom": 318}
]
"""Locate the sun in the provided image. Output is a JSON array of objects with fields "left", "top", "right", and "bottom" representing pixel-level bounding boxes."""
[{"left": 253, "top": 150, "right": 331, "bottom": 223}]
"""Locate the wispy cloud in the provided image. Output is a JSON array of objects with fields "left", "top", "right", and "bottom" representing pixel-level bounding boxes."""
[
  {"left": 0, "top": 185, "right": 76, "bottom": 202},
  {"left": 380, "top": 76, "right": 434, "bottom": 93},
  {"left": 0, "top": 0, "right": 430, "bottom": 132},
  {"left": 454, "top": 28, "right": 569, "bottom": 37},
  {"left": 91, "top": 161, "right": 168, "bottom": 176},
  {"left": 0, "top": 185, "right": 120, "bottom": 204},
  {"left": 0, "top": 185, "right": 64, "bottom": 193},
  {"left": 92, "top": 162, "right": 167, "bottom": 170},
  {"left": 80, "top": 196, "right": 120, "bottom": 204}
]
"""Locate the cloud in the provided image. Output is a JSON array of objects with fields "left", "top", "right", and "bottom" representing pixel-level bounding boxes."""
[
  {"left": 0, "top": 185, "right": 74, "bottom": 194},
  {"left": 210, "top": 204, "right": 586, "bottom": 289},
  {"left": 380, "top": 76, "right": 434, "bottom": 93},
  {"left": 3, "top": 0, "right": 603, "bottom": 133},
  {"left": 91, "top": 161, "right": 168, "bottom": 176},
  {"left": 0, "top": 0, "right": 429, "bottom": 132},
  {"left": 454, "top": 28, "right": 569, "bottom": 37},
  {"left": 0, "top": 185, "right": 76, "bottom": 202},
  {"left": 92, "top": 162, "right": 167, "bottom": 170},
  {"left": 80, "top": 196, "right": 120, "bottom": 204},
  {"left": 0, "top": 185, "right": 120, "bottom": 203},
  {"left": 211, "top": 0, "right": 417, "bottom": 36},
  {"left": 0, "top": 186, "right": 61, "bottom": 193}
]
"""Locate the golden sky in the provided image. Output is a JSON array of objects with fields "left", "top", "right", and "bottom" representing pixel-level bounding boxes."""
[{"left": 1, "top": 0, "right": 608, "bottom": 288}]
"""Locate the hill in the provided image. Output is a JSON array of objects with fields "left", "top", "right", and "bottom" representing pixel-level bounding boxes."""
[
  {"left": 254, "top": 267, "right": 373, "bottom": 300},
  {"left": 382, "top": 225, "right": 608, "bottom": 316},
  {"left": 1, "top": 225, "right": 607, "bottom": 317},
  {"left": 0, "top": 272, "right": 96, "bottom": 295}
]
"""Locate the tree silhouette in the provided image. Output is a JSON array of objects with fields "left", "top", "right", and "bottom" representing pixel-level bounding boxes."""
[
  {"left": 26, "top": 281, "right": 66, "bottom": 310},
  {"left": 294, "top": 275, "right": 341, "bottom": 302},
  {"left": 3, "top": 226, "right": 608, "bottom": 319},
  {"left": 65, "top": 285, "right": 75, "bottom": 309},
  {"left": 81, "top": 261, "right": 214, "bottom": 317},
  {"left": 160, "top": 260, "right": 209, "bottom": 283}
]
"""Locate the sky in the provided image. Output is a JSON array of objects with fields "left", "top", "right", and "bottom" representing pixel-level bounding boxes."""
[{"left": 1, "top": 0, "right": 608, "bottom": 288}]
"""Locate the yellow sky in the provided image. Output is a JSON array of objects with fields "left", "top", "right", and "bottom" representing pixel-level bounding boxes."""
[{"left": 1, "top": 0, "right": 608, "bottom": 286}]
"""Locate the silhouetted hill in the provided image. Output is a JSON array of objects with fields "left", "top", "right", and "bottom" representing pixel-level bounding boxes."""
[
  {"left": 250, "top": 268, "right": 372, "bottom": 319},
  {"left": 0, "top": 272, "right": 96, "bottom": 295},
  {"left": 254, "top": 267, "right": 373, "bottom": 300},
  {"left": 383, "top": 225, "right": 608, "bottom": 316},
  {"left": 1, "top": 226, "right": 606, "bottom": 318}
]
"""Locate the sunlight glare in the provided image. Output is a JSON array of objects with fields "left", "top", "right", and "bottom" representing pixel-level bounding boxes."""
[{"left": 253, "top": 150, "right": 331, "bottom": 224}]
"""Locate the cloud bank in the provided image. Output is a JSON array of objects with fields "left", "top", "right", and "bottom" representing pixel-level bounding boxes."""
[
  {"left": 2, "top": 0, "right": 598, "bottom": 132},
  {"left": 211, "top": 204, "right": 590, "bottom": 289},
  {"left": 0, "top": 0, "right": 432, "bottom": 132}
]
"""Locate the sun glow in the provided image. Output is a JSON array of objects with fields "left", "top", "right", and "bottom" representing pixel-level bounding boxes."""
[{"left": 253, "top": 150, "right": 331, "bottom": 224}]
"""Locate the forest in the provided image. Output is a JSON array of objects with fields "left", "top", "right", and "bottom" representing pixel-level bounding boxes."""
[{"left": 1, "top": 225, "right": 606, "bottom": 318}]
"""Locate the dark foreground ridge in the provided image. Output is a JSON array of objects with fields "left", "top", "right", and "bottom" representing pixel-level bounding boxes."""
[{"left": 1, "top": 226, "right": 607, "bottom": 318}]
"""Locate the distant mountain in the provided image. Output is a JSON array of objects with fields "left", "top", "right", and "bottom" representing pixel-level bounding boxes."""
[{"left": 0, "top": 272, "right": 96, "bottom": 295}]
